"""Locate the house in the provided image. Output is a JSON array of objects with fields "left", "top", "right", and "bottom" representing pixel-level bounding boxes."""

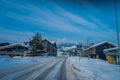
[
  {"left": 0, "top": 43, "right": 28, "bottom": 56},
  {"left": 0, "top": 42, "right": 10, "bottom": 47},
  {"left": 42, "top": 39, "right": 57, "bottom": 56},
  {"left": 104, "top": 47, "right": 118, "bottom": 64},
  {"left": 82, "top": 42, "right": 116, "bottom": 60}
]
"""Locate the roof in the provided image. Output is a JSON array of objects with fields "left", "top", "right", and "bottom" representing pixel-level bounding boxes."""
[
  {"left": 104, "top": 47, "right": 118, "bottom": 52},
  {"left": 0, "top": 43, "right": 27, "bottom": 50},
  {"left": 103, "top": 47, "right": 118, "bottom": 55},
  {"left": 83, "top": 42, "right": 116, "bottom": 51},
  {"left": 42, "top": 39, "right": 51, "bottom": 44}
]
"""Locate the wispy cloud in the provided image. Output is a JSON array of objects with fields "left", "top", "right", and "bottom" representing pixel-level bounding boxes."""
[
  {"left": 0, "top": 28, "right": 34, "bottom": 43},
  {"left": 4, "top": 1, "right": 80, "bottom": 32},
  {"left": 0, "top": 0, "right": 117, "bottom": 44}
]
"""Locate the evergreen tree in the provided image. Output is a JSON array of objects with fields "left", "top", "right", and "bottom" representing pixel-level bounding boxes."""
[
  {"left": 29, "top": 32, "right": 43, "bottom": 56},
  {"left": 54, "top": 42, "right": 57, "bottom": 48}
]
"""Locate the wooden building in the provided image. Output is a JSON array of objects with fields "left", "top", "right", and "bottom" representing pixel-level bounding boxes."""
[
  {"left": 0, "top": 42, "right": 10, "bottom": 47},
  {"left": 42, "top": 39, "right": 57, "bottom": 56},
  {"left": 82, "top": 42, "right": 115, "bottom": 60},
  {"left": 0, "top": 43, "right": 28, "bottom": 56}
]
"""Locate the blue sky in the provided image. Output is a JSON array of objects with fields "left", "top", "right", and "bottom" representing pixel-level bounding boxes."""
[{"left": 0, "top": 0, "right": 120, "bottom": 45}]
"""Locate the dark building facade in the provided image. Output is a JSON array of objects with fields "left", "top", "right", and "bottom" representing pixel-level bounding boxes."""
[
  {"left": 82, "top": 42, "right": 116, "bottom": 60},
  {"left": 42, "top": 39, "right": 57, "bottom": 56}
]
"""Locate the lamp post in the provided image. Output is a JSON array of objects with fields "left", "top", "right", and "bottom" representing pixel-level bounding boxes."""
[{"left": 114, "top": 0, "right": 120, "bottom": 65}]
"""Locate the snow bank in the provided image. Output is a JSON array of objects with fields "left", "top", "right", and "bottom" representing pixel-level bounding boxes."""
[{"left": 69, "top": 57, "right": 120, "bottom": 80}]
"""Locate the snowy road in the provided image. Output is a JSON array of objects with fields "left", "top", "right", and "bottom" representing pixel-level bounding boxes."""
[
  {"left": 0, "top": 56, "right": 95, "bottom": 80},
  {"left": 1, "top": 56, "right": 120, "bottom": 80}
]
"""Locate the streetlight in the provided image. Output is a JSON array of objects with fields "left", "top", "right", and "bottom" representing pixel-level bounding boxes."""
[{"left": 114, "top": 0, "right": 120, "bottom": 65}]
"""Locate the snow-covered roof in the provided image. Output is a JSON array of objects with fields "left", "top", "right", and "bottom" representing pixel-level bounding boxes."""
[
  {"left": 104, "top": 47, "right": 118, "bottom": 55},
  {"left": 42, "top": 39, "right": 53, "bottom": 44},
  {"left": 0, "top": 43, "right": 27, "bottom": 50},
  {"left": 84, "top": 42, "right": 115, "bottom": 51},
  {"left": 104, "top": 47, "right": 118, "bottom": 52},
  {"left": 103, "top": 47, "right": 118, "bottom": 55}
]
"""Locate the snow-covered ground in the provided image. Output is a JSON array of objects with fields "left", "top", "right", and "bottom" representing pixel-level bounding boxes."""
[
  {"left": 0, "top": 56, "right": 56, "bottom": 72},
  {"left": 1, "top": 55, "right": 120, "bottom": 80},
  {"left": 0, "top": 55, "right": 65, "bottom": 80},
  {"left": 69, "top": 56, "right": 120, "bottom": 80}
]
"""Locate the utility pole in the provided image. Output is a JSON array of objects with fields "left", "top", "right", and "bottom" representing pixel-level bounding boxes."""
[{"left": 114, "top": 0, "right": 120, "bottom": 65}]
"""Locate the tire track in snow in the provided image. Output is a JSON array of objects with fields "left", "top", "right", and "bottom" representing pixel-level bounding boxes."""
[
  {"left": 0, "top": 63, "right": 39, "bottom": 78},
  {"left": 13, "top": 58, "right": 62, "bottom": 80},
  {"left": 58, "top": 58, "right": 67, "bottom": 80},
  {"left": 34, "top": 59, "right": 62, "bottom": 80},
  {"left": 0, "top": 59, "right": 56, "bottom": 79},
  {"left": 58, "top": 57, "right": 73, "bottom": 80},
  {"left": 43, "top": 59, "right": 65, "bottom": 80}
]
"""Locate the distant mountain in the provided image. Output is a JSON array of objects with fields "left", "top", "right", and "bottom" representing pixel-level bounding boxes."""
[
  {"left": 57, "top": 42, "right": 76, "bottom": 50},
  {"left": 62, "top": 45, "right": 76, "bottom": 51}
]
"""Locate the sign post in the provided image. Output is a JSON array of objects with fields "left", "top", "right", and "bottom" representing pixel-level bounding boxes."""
[{"left": 77, "top": 42, "right": 83, "bottom": 61}]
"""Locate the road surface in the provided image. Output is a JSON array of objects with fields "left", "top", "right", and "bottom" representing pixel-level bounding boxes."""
[{"left": 0, "top": 57, "right": 96, "bottom": 80}]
